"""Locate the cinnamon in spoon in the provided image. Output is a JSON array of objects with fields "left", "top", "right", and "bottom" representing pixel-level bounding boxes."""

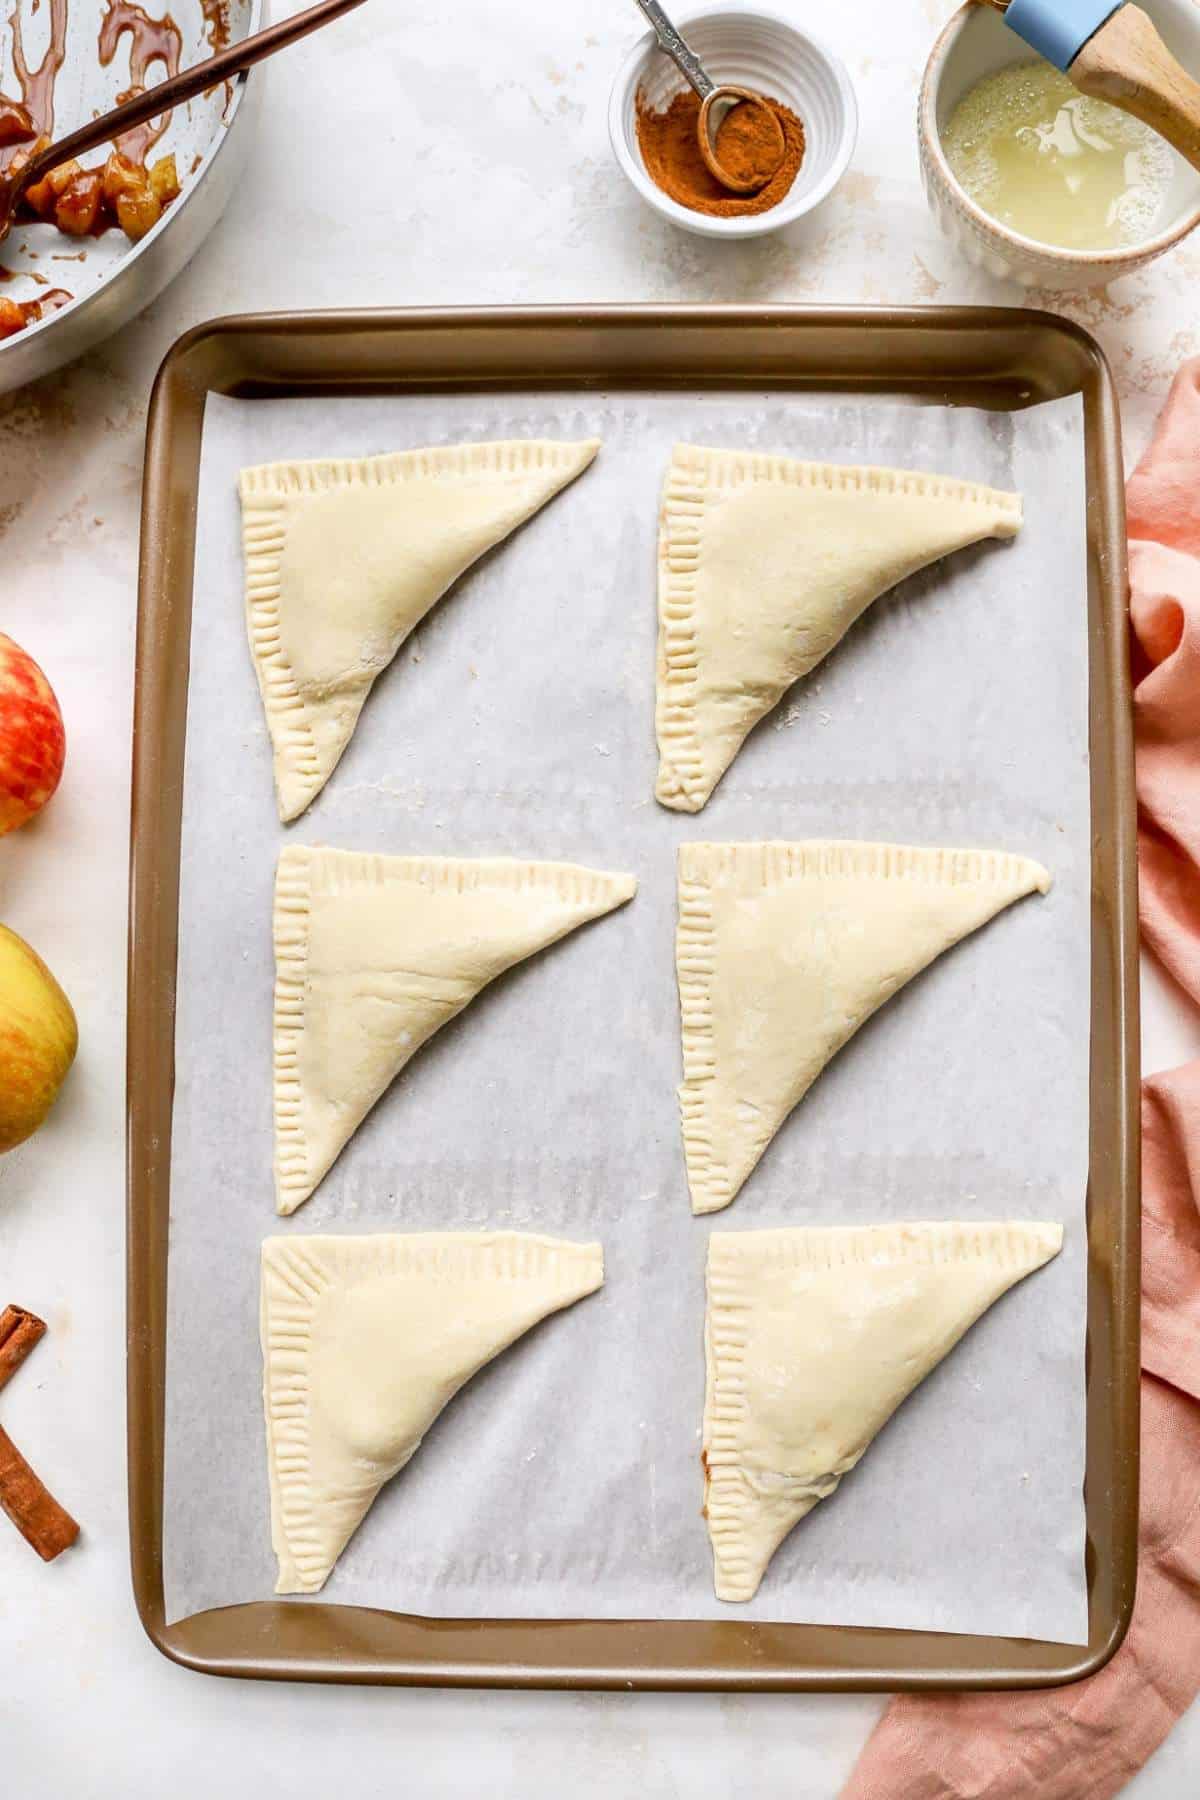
[{"left": 635, "top": 88, "right": 805, "bottom": 218}]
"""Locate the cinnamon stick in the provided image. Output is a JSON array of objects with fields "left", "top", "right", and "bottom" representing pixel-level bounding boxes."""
[
  {"left": 0, "top": 1302, "right": 79, "bottom": 1562},
  {"left": 0, "top": 1424, "right": 79, "bottom": 1560},
  {"left": 0, "top": 1305, "right": 47, "bottom": 1392}
]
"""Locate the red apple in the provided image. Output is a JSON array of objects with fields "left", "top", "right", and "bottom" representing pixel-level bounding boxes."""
[{"left": 0, "top": 632, "right": 66, "bottom": 836}]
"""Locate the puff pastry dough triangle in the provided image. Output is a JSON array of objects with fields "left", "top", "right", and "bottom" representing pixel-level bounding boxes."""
[
  {"left": 656, "top": 446, "right": 1022, "bottom": 811},
  {"left": 275, "top": 847, "right": 636, "bottom": 1213},
  {"left": 704, "top": 1220, "right": 1063, "bottom": 1601},
  {"left": 677, "top": 842, "right": 1050, "bottom": 1214},
  {"left": 262, "top": 1230, "right": 603, "bottom": 1594},
  {"left": 240, "top": 439, "right": 600, "bottom": 820}
]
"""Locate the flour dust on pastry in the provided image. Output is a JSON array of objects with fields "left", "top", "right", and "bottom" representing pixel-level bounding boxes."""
[
  {"left": 655, "top": 446, "right": 1022, "bottom": 811},
  {"left": 261, "top": 1230, "right": 603, "bottom": 1594},
  {"left": 677, "top": 842, "right": 1050, "bottom": 1214},
  {"left": 240, "top": 438, "right": 600, "bottom": 820},
  {"left": 274, "top": 846, "right": 636, "bottom": 1213},
  {"left": 703, "top": 1220, "right": 1062, "bottom": 1601}
]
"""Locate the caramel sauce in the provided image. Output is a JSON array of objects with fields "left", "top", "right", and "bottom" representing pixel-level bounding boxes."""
[
  {"left": 0, "top": 0, "right": 198, "bottom": 335},
  {"left": 1, "top": 0, "right": 70, "bottom": 166},
  {"left": 0, "top": 283, "right": 73, "bottom": 337},
  {"left": 198, "top": 0, "right": 230, "bottom": 108},
  {"left": 0, "top": 100, "right": 37, "bottom": 147},
  {"left": 99, "top": 0, "right": 183, "bottom": 164},
  {"left": 0, "top": 0, "right": 186, "bottom": 177},
  {"left": 199, "top": 0, "right": 230, "bottom": 53}
]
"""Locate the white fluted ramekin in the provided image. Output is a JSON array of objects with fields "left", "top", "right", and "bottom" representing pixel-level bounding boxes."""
[
  {"left": 609, "top": 2, "right": 857, "bottom": 240},
  {"left": 919, "top": 0, "right": 1200, "bottom": 289}
]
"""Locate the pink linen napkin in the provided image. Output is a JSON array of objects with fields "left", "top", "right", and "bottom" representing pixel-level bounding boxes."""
[{"left": 841, "top": 359, "right": 1200, "bottom": 1800}]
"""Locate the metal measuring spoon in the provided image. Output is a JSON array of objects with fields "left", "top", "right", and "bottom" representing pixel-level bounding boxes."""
[{"left": 630, "top": 0, "right": 786, "bottom": 192}]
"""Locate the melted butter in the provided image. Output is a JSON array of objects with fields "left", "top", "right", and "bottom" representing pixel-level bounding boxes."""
[{"left": 942, "top": 62, "right": 1174, "bottom": 251}]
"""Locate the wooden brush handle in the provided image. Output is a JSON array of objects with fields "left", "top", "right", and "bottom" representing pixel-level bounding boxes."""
[{"left": 1072, "top": 3, "right": 1200, "bottom": 172}]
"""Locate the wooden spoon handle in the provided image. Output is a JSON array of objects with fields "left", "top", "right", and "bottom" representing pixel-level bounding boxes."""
[{"left": 1071, "top": 2, "right": 1200, "bottom": 173}]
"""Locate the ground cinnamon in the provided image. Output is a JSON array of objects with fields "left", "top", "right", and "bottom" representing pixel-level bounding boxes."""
[
  {"left": 635, "top": 88, "right": 805, "bottom": 218},
  {"left": 713, "top": 99, "right": 784, "bottom": 189},
  {"left": 0, "top": 1304, "right": 79, "bottom": 1563}
]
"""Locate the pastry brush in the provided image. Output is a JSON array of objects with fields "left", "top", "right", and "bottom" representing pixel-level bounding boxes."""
[{"left": 978, "top": 0, "right": 1200, "bottom": 169}]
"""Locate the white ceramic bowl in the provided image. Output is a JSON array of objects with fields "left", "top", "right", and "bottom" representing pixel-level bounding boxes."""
[
  {"left": 919, "top": 0, "right": 1200, "bottom": 288},
  {"left": 0, "top": 0, "right": 261, "bottom": 394},
  {"left": 609, "top": 2, "right": 857, "bottom": 240}
]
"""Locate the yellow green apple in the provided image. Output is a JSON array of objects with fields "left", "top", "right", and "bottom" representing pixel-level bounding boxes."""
[{"left": 0, "top": 924, "right": 77, "bottom": 1151}]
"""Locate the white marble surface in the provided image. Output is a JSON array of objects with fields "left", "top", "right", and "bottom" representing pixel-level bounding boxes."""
[{"left": 2, "top": 1, "right": 1200, "bottom": 1791}]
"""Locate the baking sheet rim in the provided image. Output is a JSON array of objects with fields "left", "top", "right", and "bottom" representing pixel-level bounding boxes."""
[{"left": 127, "top": 302, "right": 1139, "bottom": 1691}]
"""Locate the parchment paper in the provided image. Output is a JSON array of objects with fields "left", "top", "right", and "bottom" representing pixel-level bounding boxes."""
[{"left": 163, "top": 387, "right": 1090, "bottom": 1644}]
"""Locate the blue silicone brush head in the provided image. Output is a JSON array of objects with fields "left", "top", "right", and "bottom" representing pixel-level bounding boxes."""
[{"left": 1001, "top": 0, "right": 1124, "bottom": 70}]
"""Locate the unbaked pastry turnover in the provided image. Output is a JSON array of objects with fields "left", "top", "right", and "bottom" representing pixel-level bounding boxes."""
[
  {"left": 274, "top": 846, "right": 636, "bottom": 1213},
  {"left": 656, "top": 446, "right": 1022, "bottom": 811},
  {"left": 240, "top": 438, "right": 600, "bottom": 820},
  {"left": 261, "top": 1230, "right": 604, "bottom": 1594},
  {"left": 704, "top": 1221, "right": 1063, "bottom": 1601},
  {"left": 677, "top": 842, "right": 1050, "bottom": 1214}
]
